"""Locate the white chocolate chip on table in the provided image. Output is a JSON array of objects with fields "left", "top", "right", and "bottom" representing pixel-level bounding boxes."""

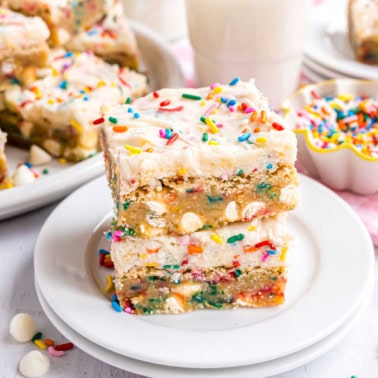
[
  {"left": 9, "top": 313, "right": 36, "bottom": 342},
  {"left": 9, "top": 312, "right": 75, "bottom": 376},
  {"left": 19, "top": 350, "right": 50, "bottom": 378}
]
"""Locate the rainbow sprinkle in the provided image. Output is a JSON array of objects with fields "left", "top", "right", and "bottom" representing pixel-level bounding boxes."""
[
  {"left": 182, "top": 93, "right": 202, "bottom": 101},
  {"left": 296, "top": 94, "right": 378, "bottom": 158},
  {"left": 227, "top": 234, "right": 245, "bottom": 244},
  {"left": 229, "top": 77, "right": 240, "bottom": 86},
  {"left": 205, "top": 117, "right": 219, "bottom": 133}
]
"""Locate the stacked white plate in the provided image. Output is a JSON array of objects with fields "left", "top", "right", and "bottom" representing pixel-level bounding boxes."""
[
  {"left": 34, "top": 175, "right": 375, "bottom": 378},
  {"left": 303, "top": 0, "right": 378, "bottom": 82}
]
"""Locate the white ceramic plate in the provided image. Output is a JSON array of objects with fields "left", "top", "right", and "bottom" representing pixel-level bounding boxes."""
[
  {"left": 303, "top": 56, "right": 349, "bottom": 80},
  {"left": 0, "top": 21, "right": 184, "bottom": 221},
  {"left": 34, "top": 174, "right": 375, "bottom": 369},
  {"left": 305, "top": 0, "right": 378, "bottom": 79},
  {"left": 35, "top": 278, "right": 374, "bottom": 378},
  {"left": 301, "top": 65, "right": 327, "bottom": 84}
]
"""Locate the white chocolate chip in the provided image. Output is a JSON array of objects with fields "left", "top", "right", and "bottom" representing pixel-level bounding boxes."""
[
  {"left": 224, "top": 201, "right": 238, "bottom": 221},
  {"left": 12, "top": 165, "right": 36, "bottom": 187},
  {"left": 131, "top": 295, "right": 143, "bottom": 305},
  {"left": 43, "top": 139, "right": 61, "bottom": 157},
  {"left": 146, "top": 216, "right": 166, "bottom": 228},
  {"left": 164, "top": 295, "right": 184, "bottom": 314},
  {"left": 180, "top": 212, "right": 203, "bottom": 233},
  {"left": 20, "top": 121, "right": 34, "bottom": 138},
  {"left": 78, "top": 129, "right": 98, "bottom": 149},
  {"left": 235, "top": 296, "right": 250, "bottom": 307},
  {"left": 19, "top": 350, "right": 50, "bottom": 378},
  {"left": 172, "top": 283, "right": 202, "bottom": 298},
  {"left": 145, "top": 201, "right": 167, "bottom": 227},
  {"left": 56, "top": 28, "right": 71, "bottom": 45},
  {"left": 29, "top": 145, "right": 52, "bottom": 166},
  {"left": 242, "top": 202, "right": 265, "bottom": 221},
  {"left": 9, "top": 313, "right": 36, "bottom": 342},
  {"left": 146, "top": 201, "right": 166, "bottom": 215},
  {"left": 279, "top": 185, "right": 299, "bottom": 205}
]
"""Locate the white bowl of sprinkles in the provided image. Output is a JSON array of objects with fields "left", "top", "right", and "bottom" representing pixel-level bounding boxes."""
[{"left": 282, "top": 79, "right": 378, "bottom": 195}]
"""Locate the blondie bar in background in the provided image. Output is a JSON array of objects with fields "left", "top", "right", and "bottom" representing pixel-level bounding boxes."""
[
  {"left": 3, "top": 0, "right": 114, "bottom": 46},
  {"left": 66, "top": 2, "right": 139, "bottom": 70},
  {"left": 1, "top": 50, "right": 147, "bottom": 161},
  {"left": 0, "top": 7, "right": 50, "bottom": 85},
  {"left": 348, "top": 0, "right": 378, "bottom": 64}
]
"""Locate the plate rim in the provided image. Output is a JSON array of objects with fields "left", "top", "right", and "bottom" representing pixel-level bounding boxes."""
[
  {"left": 0, "top": 153, "right": 104, "bottom": 220},
  {"left": 34, "top": 174, "right": 375, "bottom": 368},
  {"left": 303, "top": 56, "right": 349, "bottom": 79},
  {"left": 302, "top": 65, "right": 327, "bottom": 83}
]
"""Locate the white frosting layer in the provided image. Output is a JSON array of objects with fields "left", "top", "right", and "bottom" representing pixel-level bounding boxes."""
[
  {"left": 4, "top": 50, "right": 147, "bottom": 133},
  {"left": 0, "top": 7, "right": 50, "bottom": 59},
  {"left": 102, "top": 80, "right": 297, "bottom": 195},
  {"left": 111, "top": 213, "right": 290, "bottom": 273},
  {"left": 66, "top": 3, "right": 138, "bottom": 59},
  {"left": 8, "top": 0, "right": 112, "bottom": 45}
]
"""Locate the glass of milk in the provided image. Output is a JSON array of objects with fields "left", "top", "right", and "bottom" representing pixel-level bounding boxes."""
[
  {"left": 122, "top": 0, "right": 187, "bottom": 41},
  {"left": 185, "top": 0, "right": 312, "bottom": 109}
]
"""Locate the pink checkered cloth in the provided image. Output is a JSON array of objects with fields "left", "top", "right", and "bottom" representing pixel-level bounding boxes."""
[{"left": 170, "top": 25, "right": 378, "bottom": 247}]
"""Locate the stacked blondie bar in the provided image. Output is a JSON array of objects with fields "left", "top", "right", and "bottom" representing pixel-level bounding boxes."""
[{"left": 101, "top": 79, "right": 299, "bottom": 315}]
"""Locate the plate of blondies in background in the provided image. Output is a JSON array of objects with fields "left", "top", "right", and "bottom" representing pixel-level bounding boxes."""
[
  {"left": 304, "top": 0, "right": 378, "bottom": 79},
  {"left": 0, "top": 3, "right": 184, "bottom": 220}
]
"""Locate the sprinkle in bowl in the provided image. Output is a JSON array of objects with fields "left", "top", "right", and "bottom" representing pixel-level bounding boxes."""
[{"left": 282, "top": 79, "right": 378, "bottom": 195}]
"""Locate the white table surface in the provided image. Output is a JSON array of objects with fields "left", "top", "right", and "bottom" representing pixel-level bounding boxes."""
[{"left": 0, "top": 198, "right": 377, "bottom": 378}]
